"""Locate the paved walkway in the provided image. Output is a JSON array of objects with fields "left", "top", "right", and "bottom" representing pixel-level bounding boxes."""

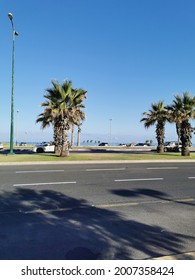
[{"left": 1, "top": 159, "right": 195, "bottom": 165}]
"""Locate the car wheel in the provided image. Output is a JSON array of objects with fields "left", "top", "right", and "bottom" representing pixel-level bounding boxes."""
[{"left": 37, "top": 148, "right": 44, "bottom": 153}]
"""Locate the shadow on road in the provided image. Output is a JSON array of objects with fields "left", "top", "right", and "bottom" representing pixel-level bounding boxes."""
[
  {"left": 0, "top": 188, "right": 194, "bottom": 260},
  {"left": 110, "top": 188, "right": 195, "bottom": 206}
]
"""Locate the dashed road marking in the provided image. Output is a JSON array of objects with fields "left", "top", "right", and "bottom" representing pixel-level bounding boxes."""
[
  {"left": 13, "top": 181, "right": 76, "bottom": 187},
  {"left": 15, "top": 170, "right": 64, "bottom": 173},
  {"left": 147, "top": 167, "right": 178, "bottom": 170},
  {"left": 86, "top": 168, "right": 126, "bottom": 171},
  {"left": 115, "top": 178, "right": 164, "bottom": 182}
]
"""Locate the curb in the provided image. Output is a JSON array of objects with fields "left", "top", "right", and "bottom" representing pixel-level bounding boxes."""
[{"left": 1, "top": 159, "right": 195, "bottom": 166}]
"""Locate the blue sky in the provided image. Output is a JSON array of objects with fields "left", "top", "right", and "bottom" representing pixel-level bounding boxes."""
[{"left": 1, "top": 0, "right": 195, "bottom": 144}]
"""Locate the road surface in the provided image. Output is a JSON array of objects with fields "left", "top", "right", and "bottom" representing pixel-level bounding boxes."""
[{"left": 0, "top": 162, "right": 194, "bottom": 259}]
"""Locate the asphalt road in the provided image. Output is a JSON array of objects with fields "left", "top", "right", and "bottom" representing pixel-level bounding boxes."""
[{"left": 0, "top": 162, "right": 194, "bottom": 260}]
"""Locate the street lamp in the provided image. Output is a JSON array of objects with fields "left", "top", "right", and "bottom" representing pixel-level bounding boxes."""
[
  {"left": 8, "top": 12, "right": 19, "bottom": 154},
  {"left": 109, "top": 118, "right": 112, "bottom": 146}
]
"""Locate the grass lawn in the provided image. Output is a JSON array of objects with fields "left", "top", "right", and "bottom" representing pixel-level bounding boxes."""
[{"left": 0, "top": 148, "right": 195, "bottom": 162}]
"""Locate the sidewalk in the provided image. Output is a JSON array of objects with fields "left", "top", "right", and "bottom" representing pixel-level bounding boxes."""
[{"left": 1, "top": 159, "right": 195, "bottom": 165}]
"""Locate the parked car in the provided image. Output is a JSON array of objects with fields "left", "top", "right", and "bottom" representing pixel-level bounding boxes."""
[
  {"left": 135, "top": 143, "right": 149, "bottom": 147},
  {"left": 0, "top": 143, "right": 3, "bottom": 150},
  {"left": 32, "top": 142, "right": 55, "bottom": 153},
  {"left": 19, "top": 142, "right": 27, "bottom": 146},
  {"left": 164, "top": 141, "right": 182, "bottom": 152},
  {"left": 127, "top": 143, "right": 136, "bottom": 147},
  {"left": 98, "top": 142, "right": 109, "bottom": 146}
]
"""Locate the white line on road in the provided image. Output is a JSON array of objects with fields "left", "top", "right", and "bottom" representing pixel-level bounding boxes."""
[
  {"left": 115, "top": 178, "right": 164, "bottom": 182},
  {"left": 188, "top": 177, "right": 195, "bottom": 179},
  {"left": 15, "top": 170, "right": 64, "bottom": 174},
  {"left": 13, "top": 181, "right": 76, "bottom": 187},
  {"left": 86, "top": 168, "right": 126, "bottom": 171},
  {"left": 146, "top": 167, "right": 178, "bottom": 170}
]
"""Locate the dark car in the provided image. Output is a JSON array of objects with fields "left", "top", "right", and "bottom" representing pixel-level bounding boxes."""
[
  {"left": 98, "top": 142, "right": 108, "bottom": 146},
  {"left": 135, "top": 143, "right": 149, "bottom": 147}
]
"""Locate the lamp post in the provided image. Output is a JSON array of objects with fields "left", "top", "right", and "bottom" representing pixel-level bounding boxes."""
[
  {"left": 8, "top": 13, "right": 18, "bottom": 154},
  {"left": 109, "top": 118, "right": 112, "bottom": 146}
]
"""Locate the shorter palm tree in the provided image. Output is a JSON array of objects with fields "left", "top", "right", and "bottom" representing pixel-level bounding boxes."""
[
  {"left": 37, "top": 80, "right": 87, "bottom": 157},
  {"left": 141, "top": 101, "right": 167, "bottom": 153}
]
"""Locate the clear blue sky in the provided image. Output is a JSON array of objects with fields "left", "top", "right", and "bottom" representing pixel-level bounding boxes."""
[{"left": 1, "top": 0, "right": 195, "bottom": 144}]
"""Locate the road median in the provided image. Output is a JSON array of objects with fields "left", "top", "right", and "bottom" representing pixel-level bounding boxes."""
[{"left": 1, "top": 147, "right": 195, "bottom": 164}]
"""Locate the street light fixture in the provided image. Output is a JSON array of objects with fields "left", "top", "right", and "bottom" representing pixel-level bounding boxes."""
[{"left": 8, "top": 12, "right": 19, "bottom": 154}]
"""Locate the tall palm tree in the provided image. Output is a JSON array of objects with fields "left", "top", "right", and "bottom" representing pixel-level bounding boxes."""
[
  {"left": 166, "top": 95, "right": 183, "bottom": 147},
  {"left": 70, "top": 112, "right": 86, "bottom": 147},
  {"left": 56, "top": 80, "right": 75, "bottom": 157},
  {"left": 141, "top": 101, "right": 167, "bottom": 153},
  {"left": 168, "top": 92, "right": 195, "bottom": 156},
  {"left": 70, "top": 89, "right": 86, "bottom": 147},
  {"left": 73, "top": 89, "right": 86, "bottom": 147}
]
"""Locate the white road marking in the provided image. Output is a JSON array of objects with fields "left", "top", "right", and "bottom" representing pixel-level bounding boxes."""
[
  {"left": 15, "top": 170, "right": 64, "bottom": 173},
  {"left": 147, "top": 167, "right": 178, "bottom": 170},
  {"left": 188, "top": 177, "right": 195, "bottom": 179},
  {"left": 13, "top": 181, "right": 76, "bottom": 187},
  {"left": 115, "top": 178, "right": 164, "bottom": 182},
  {"left": 86, "top": 168, "right": 126, "bottom": 171}
]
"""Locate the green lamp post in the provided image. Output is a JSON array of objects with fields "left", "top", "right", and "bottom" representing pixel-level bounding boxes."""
[{"left": 8, "top": 13, "right": 18, "bottom": 154}]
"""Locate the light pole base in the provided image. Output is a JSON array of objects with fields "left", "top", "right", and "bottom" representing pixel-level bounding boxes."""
[{"left": 7, "top": 151, "right": 15, "bottom": 155}]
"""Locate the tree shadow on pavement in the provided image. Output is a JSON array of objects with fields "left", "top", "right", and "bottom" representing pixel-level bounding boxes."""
[
  {"left": 0, "top": 188, "right": 194, "bottom": 260},
  {"left": 110, "top": 188, "right": 195, "bottom": 206}
]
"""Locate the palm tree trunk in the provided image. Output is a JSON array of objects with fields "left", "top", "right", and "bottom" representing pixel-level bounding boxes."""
[
  {"left": 54, "top": 122, "right": 62, "bottom": 154},
  {"left": 156, "top": 121, "right": 165, "bottom": 153},
  {"left": 71, "top": 124, "right": 74, "bottom": 147},
  {"left": 176, "top": 123, "right": 181, "bottom": 146},
  {"left": 181, "top": 121, "right": 191, "bottom": 156},
  {"left": 77, "top": 125, "right": 81, "bottom": 147},
  {"left": 60, "top": 120, "right": 70, "bottom": 157}
]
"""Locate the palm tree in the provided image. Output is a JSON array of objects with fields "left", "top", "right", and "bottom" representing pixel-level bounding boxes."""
[
  {"left": 166, "top": 95, "right": 183, "bottom": 146},
  {"left": 141, "top": 101, "right": 167, "bottom": 153},
  {"left": 76, "top": 110, "right": 86, "bottom": 146},
  {"left": 168, "top": 92, "right": 195, "bottom": 156},
  {"left": 36, "top": 80, "right": 86, "bottom": 157}
]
